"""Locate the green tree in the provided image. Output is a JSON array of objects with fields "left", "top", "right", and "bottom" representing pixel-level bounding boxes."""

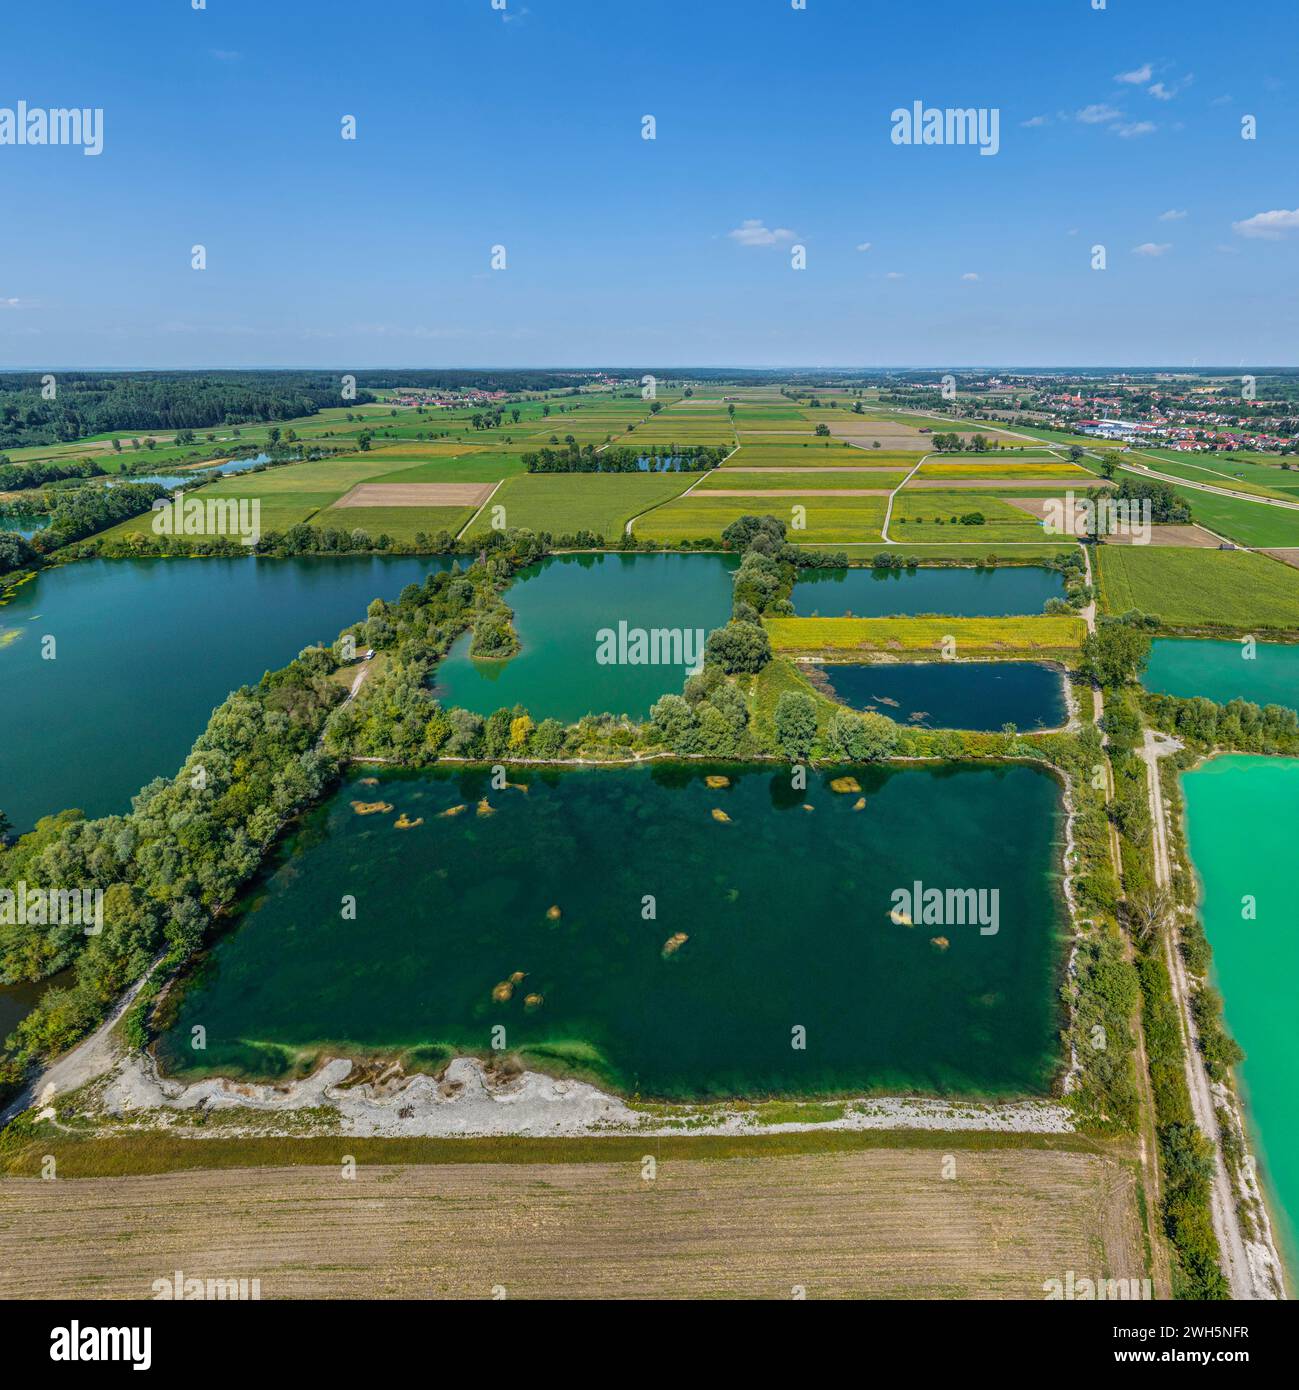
[
  {"left": 774, "top": 690, "right": 817, "bottom": 761},
  {"left": 704, "top": 620, "right": 771, "bottom": 674},
  {"left": 825, "top": 708, "right": 899, "bottom": 762},
  {"left": 1084, "top": 621, "right": 1152, "bottom": 687}
]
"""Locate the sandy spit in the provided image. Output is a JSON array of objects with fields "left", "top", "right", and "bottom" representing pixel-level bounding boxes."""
[{"left": 89, "top": 1052, "right": 1075, "bottom": 1140}]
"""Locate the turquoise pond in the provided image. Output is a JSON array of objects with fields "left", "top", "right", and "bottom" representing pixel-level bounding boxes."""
[{"left": 1145, "top": 638, "right": 1299, "bottom": 712}]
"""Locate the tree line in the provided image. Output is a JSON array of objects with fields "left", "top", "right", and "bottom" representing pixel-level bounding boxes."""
[{"left": 524, "top": 443, "right": 730, "bottom": 473}]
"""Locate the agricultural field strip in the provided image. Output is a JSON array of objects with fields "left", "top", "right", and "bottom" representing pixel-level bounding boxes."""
[
  {"left": 622, "top": 440, "right": 740, "bottom": 534},
  {"left": 765, "top": 614, "right": 1086, "bottom": 655},
  {"left": 0, "top": 1150, "right": 1143, "bottom": 1300},
  {"left": 881, "top": 453, "right": 932, "bottom": 542},
  {"left": 457, "top": 478, "right": 507, "bottom": 540}
]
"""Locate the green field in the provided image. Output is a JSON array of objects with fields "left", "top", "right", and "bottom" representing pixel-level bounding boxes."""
[
  {"left": 310, "top": 504, "right": 475, "bottom": 541},
  {"left": 890, "top": 490, "right": 1045, "bottom": 543},
  {"left": 465, "top": 473, "right": 693, "bottom": 540},
  {"left": 1151, "top": 484, "right": 1299, "bottom": 547},
  {"left": 1096, "top": 546, "right": 1299, "bottom": 631},
  {"left": 636, "top": 492, "right": 887, "bottom": 543}
]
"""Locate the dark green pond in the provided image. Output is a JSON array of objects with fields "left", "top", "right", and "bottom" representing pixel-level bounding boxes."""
[
  {"left": 433, "top": 552, "right": 738, "bottom": 722},
  {"left": 0, "top": 556, "right": 452, "bottom": 831},
  {"left": 157, "top": 762, "right": 1067, "bottom": 1100},
  {"left": 792, "top": 565, "right": 1064, "bottom": 617},
  {"left": 814, "top": 661, "right": 1068, "bottom": 731},
  {"left": 1146, "top": 637, "right": 1299, "bottom": 712},
  {"left": 0, "top": 971, "right": 70, "bottom": 1047}
]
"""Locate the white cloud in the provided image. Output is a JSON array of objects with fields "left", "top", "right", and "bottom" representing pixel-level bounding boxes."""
[
  {"left": 1148, "top": 82, "right": 1174, "bottom": 100},
  {"left": 961, "top": 272, "right": 980, "bottom": 281},
  {"left": 1115, "top": 63, "right": 1153, "bottom": 84},
  {"left": 210, "top": 49, "right": 241, "bottom": 61},
  {"left": 1115, "top": 121, "right": 1157, "bottom": 138},
  {"left": 1132, "top": 242, "right": 1171, "bottom": 257},
  {"left": 1021, "top": 114, "right": 1049, "bottom": 128},
  {"left": 728, "top": 218, "right": 796, "bottom": 248},
  {"left": 855, "top": 242, "right": 872, "bottom": 252},
  {"left": 884, "top": 271, "right": 905, "bottom": 280},
  {"left": 0, "top": 296, "right": 34, "bottom": 308},
  {"left": 1077, "top": 103, "right": 1123, "bottom": 124},
  {"left": 1232, "top": 208, "right": 1299, "bottom": 239},
  {"left": 1159, "top": 209, "right": 1187, "bottom": 221}
]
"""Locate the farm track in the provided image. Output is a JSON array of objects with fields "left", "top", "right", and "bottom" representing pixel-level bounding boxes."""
[{"left": 1138, "top": 730, "right": 1261, "bottom": 1299}]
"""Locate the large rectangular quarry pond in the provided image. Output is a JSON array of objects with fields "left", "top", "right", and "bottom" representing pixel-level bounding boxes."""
[
  {"left": 157, "top": 762, "right": 1068, "bottom": 1101},
  {"left": 1182, "top": 755, "right": 1299, "bottom": 1275},
  {"left": 0, "top": 556, "right": 452, "bottom": 830},
  {"left": 1145, "top": 637, "right": 1299, "bottom": 713},
  {"left": 791, "top": 565, "right": 1064, "bottom": 618},
  {"left": 812, "top": 661, "right": 1068, "bottom": 731},
  {"left": 432, "top": 552, "right": 737, "bottom": 723}
]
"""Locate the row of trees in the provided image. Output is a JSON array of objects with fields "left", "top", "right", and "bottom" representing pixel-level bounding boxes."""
[
  {"left": 523, "top": 443, "right": 730, "bottom": 473},
  {"left": 0, "top": 372, "right": 378, "bottom": 449}
]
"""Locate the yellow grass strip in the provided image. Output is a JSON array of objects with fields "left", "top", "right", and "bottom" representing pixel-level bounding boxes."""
[{"left": 764, "top": 615, "right": 1086, "bottom": 658}]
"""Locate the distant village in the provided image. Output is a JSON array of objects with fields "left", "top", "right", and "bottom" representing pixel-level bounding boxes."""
[{"left": 886, "top": 373, "right": 1299, "bottom": 455}]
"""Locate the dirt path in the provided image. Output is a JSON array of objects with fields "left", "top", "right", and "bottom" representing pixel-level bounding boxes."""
[
  {"left": 0, "top": 965, "right": 159, "bottom": 1126},
  {"left": 624, "top": 441, "right": 739, "bottom": 535},
  {"left": 1082, "top": 558, "right": 1169, "bottom": 1295},
  {"left": 1138, "top": 728, "right": 1260, "bottom": 1299},
  {"left": 880, "top": 452, "right": 933, "bottom": 542},
  {"left": 455, "top": 477, "right": 505, "bottom": 540}
]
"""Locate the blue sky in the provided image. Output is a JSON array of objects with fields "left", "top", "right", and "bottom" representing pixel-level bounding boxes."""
[{"left": 1, "top": 0, "right": 1296, "bottom": 368}]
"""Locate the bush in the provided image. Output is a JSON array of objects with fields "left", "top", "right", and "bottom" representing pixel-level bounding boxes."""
[
  {"left": 705, "top": 620, "right": 771, "bottom": 674},
  {"left": 825, "top": 708, "right": 899, "bottom": 762}
]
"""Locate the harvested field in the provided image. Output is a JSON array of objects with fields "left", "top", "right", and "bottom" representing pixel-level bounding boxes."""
[
  {"left": 1100, "top": 524, "right": 1224, "bottom": 547},
  {"left": 0, "top": 1148, "right": 1144, "bottom": 1300},
  {"left": 334, "top": 482, "right": 494, "bottom": 508}
]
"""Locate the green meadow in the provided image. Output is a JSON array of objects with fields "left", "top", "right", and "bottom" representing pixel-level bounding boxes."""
[
  {"left": 466, "top": 472, "right": 694, "bottom": 540},
  {"left": 1097, "top": 546, "right": 1299, "bottom": 631},
  {"left": 636, "top": 492, "right": 887, "bottom": 543}
]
